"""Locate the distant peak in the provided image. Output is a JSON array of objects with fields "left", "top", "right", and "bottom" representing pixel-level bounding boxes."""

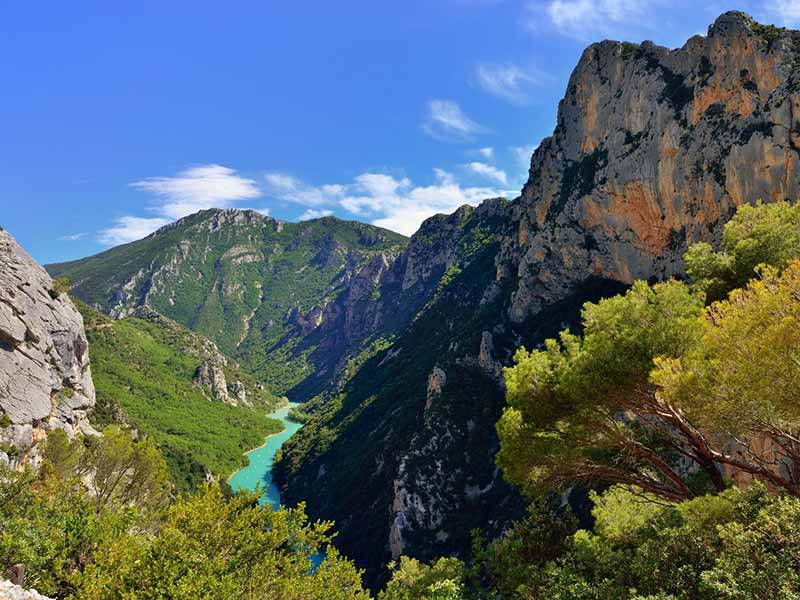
[
  {"left": 708, "top": 11, "right": 756, "bottom": 38},
  {"left": 149, "top": 208, "right": 283, "bottom": 238}
]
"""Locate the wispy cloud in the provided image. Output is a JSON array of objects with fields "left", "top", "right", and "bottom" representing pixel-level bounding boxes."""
[
  {"left": 131, "top": 164, "right": 261, "bottom": 219},
  {"left": 269, "top": 168, "right": 514, "bottom": 236},
  {"left": 466, "top": 161, "right": 509, "bottom": 185},
  {"left": 423, "top": 99, "right": 487, "bottom": 141},
  {"left": 98, "top": 216, "right": 171, "bottom": 245},
  {"left": 58, "top": 232, "right": 86, "bottom": 241},
  {"left": 98, "top": 164, "right": 262, "bottom": 245},
  {"left": 264, "top": 173, "right": 345, "bottom": 207},
  {"left": 476, "top": 63, "right": 539, "bottom": 103},
  {"left": 530, "top": 0, "right": 655, "bottom": 41},
  {"left": 477, "top": 147, "right": 495, "bottom": 160},
  {"left": 765, "top": 0, "right": 800, "bottom": 25},
  {"left": 298, "top": 208, "right": 334, "bottom": 221}
]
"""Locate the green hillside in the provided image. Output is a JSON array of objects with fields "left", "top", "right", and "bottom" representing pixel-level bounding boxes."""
[
  {"left": 76, "top": 300, "right": 284, "bottom": 491},
  {"left": 49, "top": 209, "right": 408, "bottom": 398}
]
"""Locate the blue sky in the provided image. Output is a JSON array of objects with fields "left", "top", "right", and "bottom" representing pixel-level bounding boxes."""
[{"left": 3, "top": 0, "right": 798, "bottom": 264}]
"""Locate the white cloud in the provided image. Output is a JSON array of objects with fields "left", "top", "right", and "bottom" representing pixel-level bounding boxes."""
[
  {"left": 58, "top": 232, "right": 86, "bottom": 241},
  {"left": 298, "top": 208, "right": 334, "bottom": 221},
  {"left": 264, "top": 172, "right": 344, "bottom": 206},
  {"left": 466, "top": 161, "right": 509, "bottom": 185},
  {"left": 270, "top": 169, "right": 515, "bottom": 237},
  {"left": 98, "top": 216, "right": 171, "bottom": 245},
  {"left": 533, "top": 0, "right": 654, "bottom": 40},
  {"left": 97, "top": 164, "right": 262, "bottom": 246},
  {"left": 131, "top": 164, "right": 261, "bottom": 219},
  {"left": 476, "top": 63, "right": 538, "bottom": 103},
  {"left": 511, "top": 144, "right": 539, "bottom": 168},
  {"left": 477, "top": 147, "right": 495, "bottom": 160},
  {"left": 765, "top": 0, "right": 800, "bottom": 25},
  {"left": 423, "top": 99, "right": 487, "bottom": 141}
]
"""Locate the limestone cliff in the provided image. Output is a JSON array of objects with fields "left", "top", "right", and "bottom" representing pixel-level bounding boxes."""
[
  {"left": 276, "top": 11, "right": 800, "bottom": 588},
  {"left": 509, "top": 11, "right": 800, "bottom": 322},
  {"left": 0, "top": 228, "right": 95, "bottom": 468}
]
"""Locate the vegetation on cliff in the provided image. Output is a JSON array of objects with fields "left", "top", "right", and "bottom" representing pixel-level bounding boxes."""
[
  {"left": 465, "top": 200, "right": 800, "bottom": 598},
  {"left": 76, "top": 301, "right": 283, "bottom": 491},
  {"left": 47, "top": 210, "right": 408, "bottom": 399},
  {"left": 498, "top": 202, "right": 800, "bottom": 502},
  {"left": 0, "top": 431, "right": 368, "bottom": 599}
]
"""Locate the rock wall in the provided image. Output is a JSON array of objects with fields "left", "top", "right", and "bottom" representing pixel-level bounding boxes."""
[
  {"left": 0, "top": 579, "right": 53, "bottom": 600},
  {"left": 277, "top": 11, "right": 800, "bottom": 588},
  {"left": 510, "top": 11, "right": 800, "bottom": 322},
  {"left": 0, "top": 228, "right": 95, "bottom": 468}
]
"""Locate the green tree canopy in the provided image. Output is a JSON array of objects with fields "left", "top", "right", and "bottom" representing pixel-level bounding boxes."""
[
  {"left": 76, "top": 484, "right": 369, "bottom": 600},
  {"left": 499, "top": 201, "right": 800, "bottom": 501},
  {"left": 379, "top": 556, "right": 465, "bottom": 600},
  {"left": 496, "top": 279, "right": 720, "bottom": 501},
  {"left": 685, "top": 200, "right": 800, "bottom": 303},
  {"left": 1, "top": 437, "right": 370, "bottom": 599},
  {"left": 653, "top": 261, "right": 800, "bottom": 494},
  {"left": 474, "top": 483, "right": 800, "bottom": 600}
]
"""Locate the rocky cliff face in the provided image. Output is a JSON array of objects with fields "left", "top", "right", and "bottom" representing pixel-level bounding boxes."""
[
  {"left": 125, "top": 306, "right": 254, "bottom": 407},
  {"left": 509, "top": 11, "right": 800, "bottom": 322},
  {"left": 276, "top": 11, "right": 800, "bottom": 587},
  {"left": 0, "top": 228, "right": 95, "bottom": 468}
]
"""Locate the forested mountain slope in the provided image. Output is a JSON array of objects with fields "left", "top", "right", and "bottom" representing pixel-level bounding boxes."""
[
  {"left": 76, "top": 301, "right": 283, "bottom": 490},
  {"left": 48, "top": 210, "right": 408, "bottom": 400}
]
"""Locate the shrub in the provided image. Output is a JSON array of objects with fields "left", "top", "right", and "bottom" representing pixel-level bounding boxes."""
[{"left": 48, "top": 277, "right": 70, "bottom": 299}]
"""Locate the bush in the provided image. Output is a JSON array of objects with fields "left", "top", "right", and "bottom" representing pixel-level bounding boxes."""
[
  {"left": 379, "top": 556, "right": 466, "bottom": 600},
  {"left": 0, "top": 435, "right": 369, "bottom": 599},
  {"left": 472, "top": 483, "right": 800, "bottom": 600},
  {"left": 48, "top": 277, "right": 70, "bottom": 299}
]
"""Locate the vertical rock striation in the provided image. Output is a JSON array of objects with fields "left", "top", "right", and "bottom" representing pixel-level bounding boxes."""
[
  {"left": 0, "top": 228, "right": 96, "bottom": 467},
  {"left": 510, "top": 11, "right": 800, "bottom": 322}
]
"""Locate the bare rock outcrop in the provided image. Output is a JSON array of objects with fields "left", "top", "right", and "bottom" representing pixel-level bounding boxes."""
[
  {"left": 510, "top": 11, "right": 800, "bottom": 321},
  {"left": 193, "top": 358, "right": 231, "bottom": 405},
  {"left": 0, "top": 228, "right": 95, "bottom": 467}
]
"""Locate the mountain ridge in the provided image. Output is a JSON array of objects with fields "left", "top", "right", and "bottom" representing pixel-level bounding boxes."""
[{"left": 46, "top": 208, "right": 411, "bottom": 400}]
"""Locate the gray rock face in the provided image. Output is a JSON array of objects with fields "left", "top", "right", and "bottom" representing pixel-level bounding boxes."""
[
  {"left": 228, "top": 380, "right": 247, "bottom": 404},
  {"left": 193, "top": 359, "right": 231, "bottom": 405},
  {"left": 0, "top": 579, "right": 54, "bottom": 600},
  {"left": 0, "top": 228, "right": 95, "bottom": 465}
]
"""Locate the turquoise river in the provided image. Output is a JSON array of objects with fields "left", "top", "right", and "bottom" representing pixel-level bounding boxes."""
[{"left": 228, "top": 403, "right": 302, "bottom": 509}]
